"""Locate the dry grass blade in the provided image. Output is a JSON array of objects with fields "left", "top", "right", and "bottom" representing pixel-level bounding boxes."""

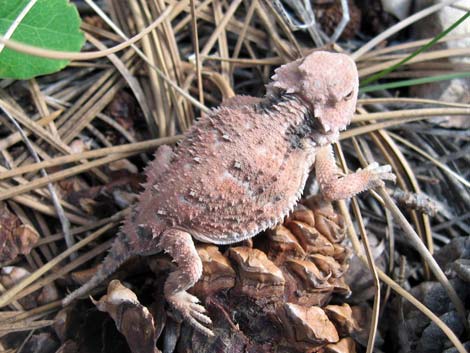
[
  {"left": 86, "top": 0, "right": 208, "bottom": 115},
  {"left": 352, "top": 0, "right": 460, "bottom": 59},
  {"left": 340, "top": 116, "right": 429, "bottom": 140},
  {"left": 262, "top": 0, "right": 303, "bottom": 59},
  {"left": 334, "top": 144, "right": 381, "bottom": 353},
  {"left": 353, "top": 197, "right": 381, "bottom": 353},
  {"left": 4, "top": 301, "right": 62, "bottom": 324},
  {"left": 5, "top": 193, "right": 89, "bottom": 225},
  {"left": 0, "top": 0, "right": 38, "bottom": 54},
  {"left": 28, "top": 79, "right": 59, "bottom": 140},
  {"left": 212, "top": 0, "right": 231, "bottom": 82},
  {"left": 190, "top": 0, "right": 204, "bottom": 105},
  {"left": 181, "top": 0, "right": 243, "bottom": 91},
  {"left": 370, "top": 130, "right": 433, "bottom": 255},
  {"left": 358, "top": 97, "right": 470, "bottom": 108},
  {"left": 353, "top": 107, "right": 470, "bottom": 122},
  {"left": 0, "top": 109, "right": 62, "bottom": 151},
  {"left": 0, "top": 222, "right": 117, "bottom": 308},
  {"left": 231, "top": 0, "right": 257, "bottom": 70},
  {"left": 357, "top": 33, "right": 470, "bottom": 60},
  {"left": 359, "top": 47, "right": 470, "bottom": 77},
  {"left": 346, "top": 113, "right": 467, "bottom": 329},
  {"left": 254, "top": 1, "right": 293, "bottom": 60},
  {"left": 1, "top": 91, "right": 109, "bottom": 183},
  {"left": 202, "top": 55, "right": 282, "bottom": 66},
  {"left": 0, "top": 105, "right": 74, "bottom": 260},
  {"left": 0, "top": 283, "right": 22, "bottom": 311},
  {"left": 0, "top": 136, "right": 180, "bottom": 182},
  {"left": 14, "top": 240, "right": 112, "bottom": 302},
  {"left": 376, "top": 188, "right": 468, "bottom": 332},
  {"left": 33, "top": 213, "right": 125, "bottom": 249},
  {"left": 0, "top": 7, "right": 173, "bottom": 60},
  {"left": 0, "top": 320, "right": 54, "bottom": 334},
  {"left": 0, "top": 152, "right": 135, "bottom": 202},
  {"left": 390, "top": 132, "right": 470, "bottom": 188},
  {"left": 0, "top": 96, "right": 71, "bottom": 154},
  {"left": 85, "top": 33, "right": 155, "bottom": 138},
  {"left": 337, "top": 201, "right": 467, "bottom": 353}
]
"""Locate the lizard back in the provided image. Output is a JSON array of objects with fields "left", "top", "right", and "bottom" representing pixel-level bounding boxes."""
[{"left": 133, "top": 97, "right": 318, "bottom": 245}]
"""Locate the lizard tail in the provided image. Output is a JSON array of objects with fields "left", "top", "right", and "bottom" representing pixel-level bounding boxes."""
[{"left": 62, "top": 234, "right": 132, "bottom": 306}]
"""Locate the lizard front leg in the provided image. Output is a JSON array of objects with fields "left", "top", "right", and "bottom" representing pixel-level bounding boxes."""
[
  {"left": 315, "top": 145, "right": 396, "bottom": 201},
  {"left": 158, "top": 228, "right": 213, "bottom": 336}
]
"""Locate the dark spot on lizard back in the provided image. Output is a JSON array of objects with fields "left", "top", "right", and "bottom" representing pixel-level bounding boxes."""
[
  {"left": 286, "top": 108, "right": 316, "bottom": 150},
  {"left": 254, "top": 94, "right": 287, "bottom": 115},
  {"left": 130, "top": 208, "right": 138, "bottom": 223},
  {"left": 136, "top": 225, "right": 154, "bottom": 241}
]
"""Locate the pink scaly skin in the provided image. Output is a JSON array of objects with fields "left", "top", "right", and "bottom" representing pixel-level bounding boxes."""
[{"left": 62, "top": 51, "right": 395, "bottom": 336}]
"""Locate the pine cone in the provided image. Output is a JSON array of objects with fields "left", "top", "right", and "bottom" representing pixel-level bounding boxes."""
[
  {"left": 54, "top": 198, "right": 363, "bottom": 353},
  {"left": 178, "top": 196, "right": 362, "bottom": 353}
]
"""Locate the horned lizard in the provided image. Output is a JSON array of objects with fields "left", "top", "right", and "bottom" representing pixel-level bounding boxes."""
[{"left": 63, "top": 51, "right": 395, "bottom": 336}]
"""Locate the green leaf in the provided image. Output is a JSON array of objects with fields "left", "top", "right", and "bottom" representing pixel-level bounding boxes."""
[{"left": 0, "top": 0, "right": 85, "bottom": 79}]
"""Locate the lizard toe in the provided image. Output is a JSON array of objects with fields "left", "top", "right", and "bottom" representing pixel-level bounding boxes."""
[
  {"left": 191, "top": 310, "right": 213, "bottom": 325},
  {"left": 365, "top": 162, "right": 379, "bottom": 171},
  {"left": 382, "top": 172, "right": 397, "bottom": 183},
  {"left": 190, "top": 302, "right": 207, "bottom": 313},
  {"left": 182, "top": 305, "right": 213, "bottom": 336},
  {"left": 365, "top": 163, "right": 396, "bottom": 185},
  {"left": 187, "top": 315, "right": 214, "bottom": 336},
  {"left": 167, "top": 290, "right": 213, "bottom": 336}
]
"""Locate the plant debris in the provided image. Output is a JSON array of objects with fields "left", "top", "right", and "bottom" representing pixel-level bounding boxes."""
[{"left": 0, "top": 203, "right": 39, "bottom": 263}]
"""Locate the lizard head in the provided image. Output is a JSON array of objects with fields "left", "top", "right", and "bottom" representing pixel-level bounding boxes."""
[{"left": 267, "top": 51, "right": 358, "bottom": 137}]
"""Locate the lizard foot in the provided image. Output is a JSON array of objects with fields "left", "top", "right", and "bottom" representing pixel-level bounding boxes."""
[
  {"left": 362, "top": 162, "right": 396, "bottom": 188},
  {"left": 167, "top": 291, "right": 214, "bottom": 336}
]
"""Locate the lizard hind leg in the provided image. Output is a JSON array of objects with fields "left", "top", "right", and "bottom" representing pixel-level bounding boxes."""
[
  {"left": 62, "top": 233, "right": 132, "bottom": 306},
  {"left": 159, "top": 228, "right": 213, "bottom": 336}
]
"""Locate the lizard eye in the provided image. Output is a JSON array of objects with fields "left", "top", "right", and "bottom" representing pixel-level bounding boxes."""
[{"left": 344, "top": 90, "right": 354, "bottom": 101}]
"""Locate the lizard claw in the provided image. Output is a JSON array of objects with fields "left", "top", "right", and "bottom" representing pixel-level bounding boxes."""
[
  {"left": 167, "top": 291, "right": 214, "bottom": 336},
  {"left": 361, "top": 162, "right": 396, "bottom": 188}
]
